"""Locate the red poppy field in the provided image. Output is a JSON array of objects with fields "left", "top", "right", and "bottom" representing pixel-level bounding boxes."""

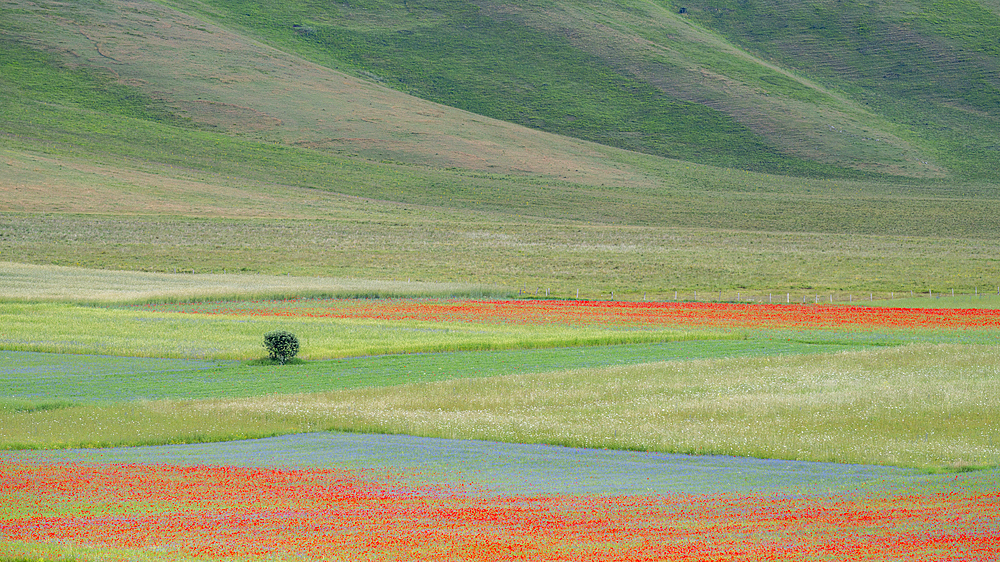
[
  {"left": 2, "top": 460, "right": 998, "bottom": 562},
  {"left": 144, "top": 298, "right": 1000, "bottom": 331}
]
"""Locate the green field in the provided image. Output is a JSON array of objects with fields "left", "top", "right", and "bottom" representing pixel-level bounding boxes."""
[{"left": 2, "top": 300, "right": 715, "bottom": 359}]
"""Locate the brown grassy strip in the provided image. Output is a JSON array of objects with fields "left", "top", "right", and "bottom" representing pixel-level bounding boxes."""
[
  {"left": 0, "top": 262, "right": 501, "bottom": 303},
  {"left": 7, "top": 209, "right": 1000, "bottom": 300}
]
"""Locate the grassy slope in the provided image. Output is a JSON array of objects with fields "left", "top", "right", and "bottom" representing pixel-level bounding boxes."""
[
  {"left": 1, "top": 0, "right": 999, "bottom": 295},
  {"left": 680, "top": 0, "right": 1000, "bottom": 180},
  {"left": 159, "top": 0, "right": 945, "bottom": 178}
]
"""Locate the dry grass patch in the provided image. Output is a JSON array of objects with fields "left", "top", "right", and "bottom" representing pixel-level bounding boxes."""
[
  {"left": 0, "top": 262, "right": 494, "bottom": 303},
  {"left": 6, "top": 215, "right": 1000, "bottom": 298}
]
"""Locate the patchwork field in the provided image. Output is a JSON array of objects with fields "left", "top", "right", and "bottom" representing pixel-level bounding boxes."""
[
  {"left": 3, "top": 0, "right": 1000, "bottom": 556},
  {"left": 2, "top": 268, "right": 998, "bottom": 560}
]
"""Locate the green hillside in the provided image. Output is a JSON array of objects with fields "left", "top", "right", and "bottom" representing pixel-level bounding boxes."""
[
  {"left": 680, "top": 0, "right": 1000, "bottom": 179},
  {"left": 162, "top": 0, "right": 956, "bottom": 178},
  {"left": 162, "top": 0, "right": 832, "bottom": 176},
  {"left": 1, "top": 0, "right": 999, "bottom": 294}
]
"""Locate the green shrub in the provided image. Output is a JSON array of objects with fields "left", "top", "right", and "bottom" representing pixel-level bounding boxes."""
[{"left": 263, "top": 330, "right": 300, "bottom": 364}]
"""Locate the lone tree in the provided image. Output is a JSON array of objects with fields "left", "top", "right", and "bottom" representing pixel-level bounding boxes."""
[{"left": 263, "top": 330, "right": 300, "bottom": 364}]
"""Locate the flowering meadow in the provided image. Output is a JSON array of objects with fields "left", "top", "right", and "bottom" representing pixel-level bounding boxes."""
[
  {"left": 5, "top": 296, "right": 999, "bottom": 560},
  {"left": 144, "top": 298, "right": 1000, "bottom": 331},
  {"left": 2, "top": 460, "right": 998, "bottom": 562}
]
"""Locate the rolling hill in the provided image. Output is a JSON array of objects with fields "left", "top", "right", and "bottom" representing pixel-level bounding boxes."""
[
  {"left": 1, "top": 0, "right": 999, "bottom": 296},
  {"left": 153, "top": 0, "right": 999, "bottom": 179}
]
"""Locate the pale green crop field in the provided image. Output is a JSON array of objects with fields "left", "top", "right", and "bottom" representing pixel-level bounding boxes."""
[{"left": 0, "top": 262, "right": 506, "bottom": 303}]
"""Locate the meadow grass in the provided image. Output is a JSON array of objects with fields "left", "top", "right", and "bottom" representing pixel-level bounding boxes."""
[
  {"left": 5, "top": 215, "right": 1000, "bottom": 299},
  {"left": 4, "top": 344, "right": 997, "bottom": 470},
  {"left": 0, "top": 302, "right": 712, "bottom": 360}
]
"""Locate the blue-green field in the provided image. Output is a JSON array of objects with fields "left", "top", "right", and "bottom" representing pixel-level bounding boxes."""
[{"left": 5, "top": 432, "right": 974, "bottom": 497}]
